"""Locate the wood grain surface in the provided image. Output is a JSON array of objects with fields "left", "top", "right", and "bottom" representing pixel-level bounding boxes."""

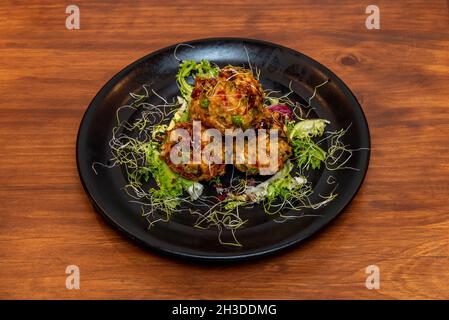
[{"left": 1, "top": 0, "right": 448, "bottom": 299}]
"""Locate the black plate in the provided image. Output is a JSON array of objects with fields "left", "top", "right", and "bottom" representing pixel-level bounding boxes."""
[{"left": 76, "top": 38, "right": 370, "bottom": 261}]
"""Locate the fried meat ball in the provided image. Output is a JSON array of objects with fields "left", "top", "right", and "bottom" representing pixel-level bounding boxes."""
[
  {"left": 189, "top": 66, "right": 265, "bottom": 133},
  {"left": 160, "top": 121, "right": 226, "bottom": 182},
  {"left": 233, "top": 109, "right": 292, "bottom": 175}
]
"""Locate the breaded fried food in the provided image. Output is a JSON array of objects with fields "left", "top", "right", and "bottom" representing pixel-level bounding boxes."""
[
  {"left": 189, "top": 66, "right": 265, "bottom": 133},
  {"left": 234, "top": 109, "right": 292, "bottom": 175},
  {"left": 160, "top": 121, "right": 226, "bottom": 182}
]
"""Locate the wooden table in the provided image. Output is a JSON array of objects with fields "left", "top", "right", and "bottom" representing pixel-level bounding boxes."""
[{"left": 1, "top": 0, "right": 448, "bottom": 299}]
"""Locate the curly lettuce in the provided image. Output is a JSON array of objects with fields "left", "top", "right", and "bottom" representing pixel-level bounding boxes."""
[
  {"left": 176, "top": 59, "right": 219, "bottom": 100},
  {"left": 140, "top": 141, "right": 203, "bottom": 202},
  {"left": 287, "top": 119, "right": 329, "bottom": 170},
  {"left": 245, "top": 161, "right": 307, "bottom": 203}
]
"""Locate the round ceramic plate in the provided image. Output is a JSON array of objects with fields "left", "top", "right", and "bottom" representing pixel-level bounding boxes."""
[{"left": 76, "top": 38, "right": 370, "bottom": 261}]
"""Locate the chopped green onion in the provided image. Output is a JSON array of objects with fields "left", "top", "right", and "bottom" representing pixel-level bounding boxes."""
[
  {"left": 232, "top": 115, "right": 243, "bottom": 126},
  {"left": 200, "top": 98, "right": 209, "bottom": 109}
]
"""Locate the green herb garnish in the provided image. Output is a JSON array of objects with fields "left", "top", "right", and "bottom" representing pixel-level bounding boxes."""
[
  {"left": 231, "top": 115, "right": 243, "bottom": 127},
  {"left": 200, "top": 98, "right": 209, "bottom": 109},
  {"left": 287, "top": 119, "right": 329, "bottom": 170}
]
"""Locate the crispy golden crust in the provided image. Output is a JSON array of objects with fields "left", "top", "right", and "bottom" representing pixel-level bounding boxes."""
[
  {"left": 189, "top": 66, "right": 265, "bottom": 133},
  {"left": 234, "top": 109, "right": 292, "bottom": 175},
  {"left": 161, "top": 67, "right": 292, "bottom": 180},
  {"left": 160, "top": 121, "right": 226, "bottom": 182}
]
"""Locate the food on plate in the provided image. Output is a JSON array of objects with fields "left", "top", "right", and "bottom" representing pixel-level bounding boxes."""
[
  {"left": 234, "top": 109, "right": 292, "bottom": 175},
  {"left": 102, "top": 55, "right": 353, "bottom": 246},
  {"left": 160, "top": 121, "right": 226, "bottom": 182},
  {"left": 189, "top": 66, "right": 265, "bottom": 133}
]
